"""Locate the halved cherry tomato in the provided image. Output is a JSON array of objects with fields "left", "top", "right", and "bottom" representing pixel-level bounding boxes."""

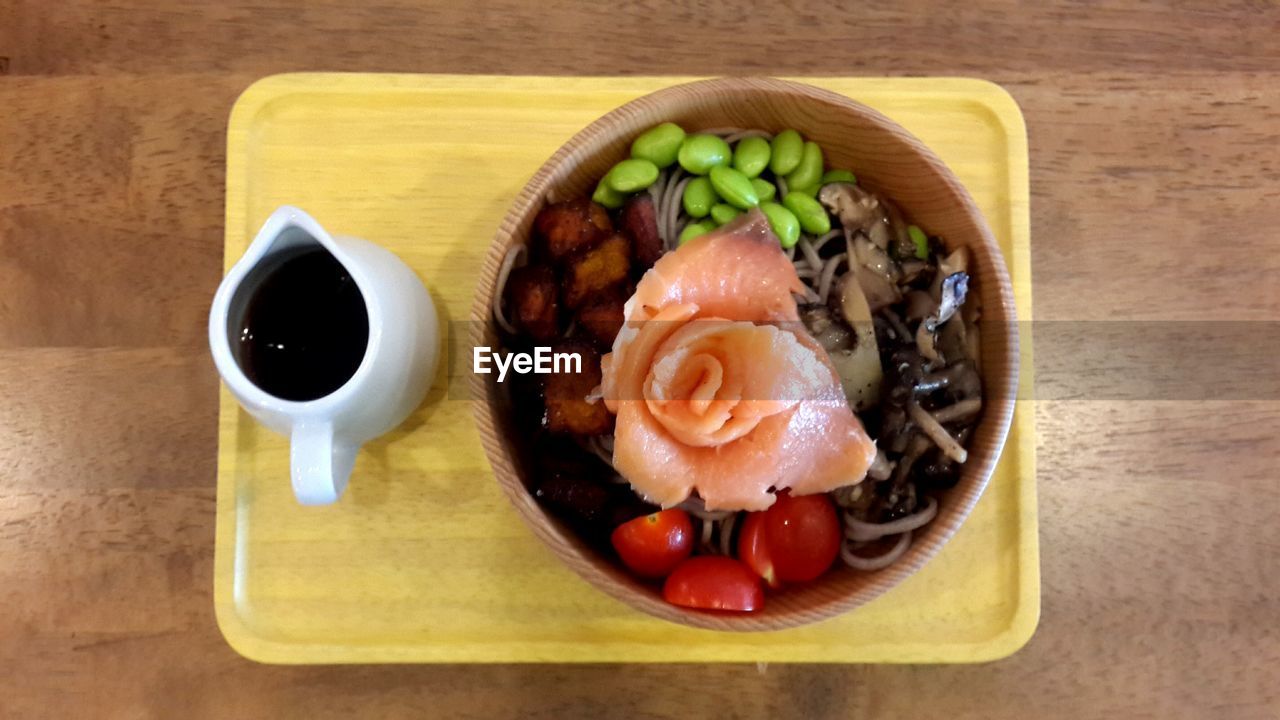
[
  {"left": 662, "top": 556, "right": 764, "bottom": 612},
  {"left": 738, "top": 491, "right": 841, "bottom": 585},
  {"left": 610, "top": 509, "right": 693, "bottom": 578},
  {"left": 737, "top": 510, "right": 781, "bottom": 589}
]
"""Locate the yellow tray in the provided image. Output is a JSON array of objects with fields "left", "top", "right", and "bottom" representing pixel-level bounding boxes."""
[{"left": 217, "top": 73, "right": 1037, "bottom": 664}]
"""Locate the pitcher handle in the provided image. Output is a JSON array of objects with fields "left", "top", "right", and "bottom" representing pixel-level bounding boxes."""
[{"left": 290, "top": 422, "right": 359, "bottom": 505}]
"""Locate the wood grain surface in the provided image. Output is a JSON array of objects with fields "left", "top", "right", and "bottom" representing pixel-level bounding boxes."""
[{"left": 1, "top": 1, "right": 1278, "bottom": 718}]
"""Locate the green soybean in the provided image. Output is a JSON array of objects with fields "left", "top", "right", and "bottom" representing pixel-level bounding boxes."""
[
  {"left": 785, "top": 141, "right": 823, "bottom": 192},
  {"left": 592, "top": 180, "right": 626, "bottom": 209},
  {"left": 605, "top": 158, "right": 659, "bottom": 193},
  {"left": 822, "top": 169, "right": 858, "bottom": 185},
  {"left": 732, "top": 136, "right": 771, "bottom": 178},
  {"left": 631, "top": 122, "right": 686, "bottom": 168},
  {"left": 908, "top": 225, "right": 929, "bottom": 259},
  {"left": 682, "top": 176, "right": 718, "bottom": 218},
  {"left": 783, "top": 192, "right": 831, "bottom": 235},
  {"left": 708, "top": 165, "right": 759, "bottom": 210},
  {"left": 710, "top": 203, "right": 741, "bottom": 225},
  {"left": 760, "top": 202, "right": 800, "bottom": 249},
  {"left": 679, "top": 220, "right": 717, "bottom": 245},
  {"left": 769, "top": 129, "right": 804, "bottom": 175},
  {"left": 786, "top": 183, "right": 818, "bottom": 198},
  {"left": 677, "top": 134, "right": 732, "bottom": 175},
  {"left": 751, "top": 177, "right": 777, "bottom": 203}
]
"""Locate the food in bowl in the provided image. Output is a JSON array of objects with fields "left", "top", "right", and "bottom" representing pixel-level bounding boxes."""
[{"left": 491, "top": 121, "right": 983, "bottom": 613}]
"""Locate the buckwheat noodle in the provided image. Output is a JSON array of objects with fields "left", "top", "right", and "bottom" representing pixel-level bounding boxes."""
[{"left": 492, "top": 245, "right": 527, "bottom": 335}]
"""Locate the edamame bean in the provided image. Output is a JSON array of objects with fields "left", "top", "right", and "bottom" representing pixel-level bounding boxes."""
[
  {"left": 677, "top": 134, "right": 732, "bottom": 175},
  {"left": 710, "top": 203, "right": 741, "bottom": 225},
  {"left": 750, "top": 178, "right": 776, "bottom": 202},
  {"left": 592, "top": 180, "right": 626, "bottom": 209},
  {"left": 760, "top": 202, "right": 800, "bottom": 249},
  {"left": 631, "top": 122, "right": 686, "bottom": 168},
  {"left": 679, "top": 220, "right": 717, "bottom": 245},
  {"left": 732, "top": 136, "right": 771, "bottom": 178},
  {"left": 769, "top": 129, "right": 804, "bottom": 175},
  {"left": 708, "top": 165, "right": 759, "bottom": 210},
  {"left": 783, "top": 192, "right": 831, "bottom": 235},
  {"left": 785, "top": 141, "right": 823, "bottom": 192},
  {"left": 908, "top": 225, "right": 929, "bottom": 259},
  {"left": 605, "top": 158, "right": 659, "bottom": 193},
  {"left": 682, "top": 176, "right": 718, "bottom": 218},
  {"left": 786, "top": 183, "right": 818, "bottom": 198},
  {"left": 822, "top": 169, "right": 857, "bottom": 185}
]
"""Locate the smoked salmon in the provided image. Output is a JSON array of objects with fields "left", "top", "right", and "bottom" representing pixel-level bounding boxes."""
[{"left": 600, "top": 211, "right": 877, "bottom": 511}]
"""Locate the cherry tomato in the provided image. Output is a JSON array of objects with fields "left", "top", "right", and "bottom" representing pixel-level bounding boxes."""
[
  {"left": 738, "top": 491, "right": 841, "bottom": 585},
  {"left": 610, "top": 509, "right": 693, "bottom": 578},
  {"left": 737, "top": 510, "right": 781, "bottom": 589},
  {"left": 662, "top": 556, "right": 764, "bottom": 612}
]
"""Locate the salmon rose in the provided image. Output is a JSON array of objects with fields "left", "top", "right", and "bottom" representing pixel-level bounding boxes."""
[{"left": 600, "top": 211, "right": 876, "bottom": 511}]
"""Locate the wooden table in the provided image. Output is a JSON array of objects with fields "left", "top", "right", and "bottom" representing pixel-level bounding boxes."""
[{"left": 2, "top": 2, "right": 1277, "bottom": 717}]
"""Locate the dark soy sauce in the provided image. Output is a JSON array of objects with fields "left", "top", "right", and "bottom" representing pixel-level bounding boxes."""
[{"left": 234, "top": 247, "right": 369, "bottom": 401}]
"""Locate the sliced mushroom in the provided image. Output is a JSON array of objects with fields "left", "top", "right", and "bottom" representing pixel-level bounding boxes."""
[
  {"left": 891, "top": 433, "right": 932, "bottom": 485},
  {"left": 931, "top": 397, "right": 983, "bottom": 424},
  {"left": 899, "top": 259, "right": 930, "bottom": 286},
  {"left": 935, "top": 310, "right": 968, "bottom": 364},
  {"left": 846, "top": 233, "right": 902, "bottom": 312},
  {"left": 849, "top": 232, "right": 899, "bottom": 279},
  {"left": 908, "top": 401, "right": 968, "bottom": 464},
  {"left": 949, "top": 360, "right": 983, "bottom": 400},
  {"left": 867, "top": 221, "right": 892, "bottom": 250},
  {"left": 837, "top": 271, "right": 875, "bottom": 329},
  {"left": 819, "top": 183, "right": 886, "bottom": 240},
  {"left": 886, "top": 348, "right": 926, "bottom": 405},
  {"left": 930, "top": 246, "right": 970, "bottom": 298},
  {"left": 915, "top": 361, "right": 981, "bottom": 399},
  {"left": 831, "top": 346, "right": 882, "bottom": 413},
  {"left": 904, "top": 290, "right": 936, "bottom": 323},
  {"left": 831, "top": 273, "right": 884, "bottom": 411},
  {"left": 936, "top": 272, "right": 970, "bottom": 325},
  {"left": 917, "top": 427, "right": 974, "bottom": 491},
  {"left": 799, "top": 304, "right": 853, "bottom": 353},
  {"left": 854, "top": 268, "right": 898, "bottom": 312},
  {"left": 880, "top": 406, "right": 910, "bottom": 453},
  {"left": 965, "top": 317, "right": 983, "bottom": 374},
  {"left": 916, "top": 450, "right": 959, "bottom": 490},
  {"left": 878, "top": 309, "right": 913, "bottom": 344},
  {"left": 880, "top": 197, "right": 916, "bottom": 260},
  {"left": 916, "top": 321, "right": 941, "bottom": 363},
  {"left": 963, "top": 292, "right": 982, "bottom": 324},
  {"left": 916, "top": 266, "right": 969, "bottom": 364}
]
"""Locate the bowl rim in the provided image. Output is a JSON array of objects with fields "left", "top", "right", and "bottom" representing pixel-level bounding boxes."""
[{"left": 468, "top": 76, "right": 1019, "bottom": 631}]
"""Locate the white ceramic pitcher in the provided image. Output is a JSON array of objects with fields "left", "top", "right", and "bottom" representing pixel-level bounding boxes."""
[{"left": 209, "top": 206, "right": 438, "bottom": 505}]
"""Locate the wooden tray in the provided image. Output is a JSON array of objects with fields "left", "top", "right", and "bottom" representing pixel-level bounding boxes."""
[{"left": 216, "top": 73, "right": 1037, "bottom": 663}]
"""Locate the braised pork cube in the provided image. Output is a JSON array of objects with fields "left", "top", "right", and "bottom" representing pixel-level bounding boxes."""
[
  {"left": 544, "top": 340, "right": 612, "bottom": 435},
  {"left": 577, "top": 292, "right": 626, "bottom": 348},
  {"left": 619, "top": 194, "right": 663, "bottom": 271},
  {"left": 534, "top": 198, "right": 613, "bottom": 262},
  {"left": 505, "top": 264, "right": 560, "bottom": 341},
  {"left": 562, "top": 233, "right": 631, "bottom": 309}
]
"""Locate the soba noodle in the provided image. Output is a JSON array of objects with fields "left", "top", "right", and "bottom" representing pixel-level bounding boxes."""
[
  {"left": 841, "top": 530, "right": 913, "bottom": 571},
  {"left": 492, "top": 245, "right": 527, "bottom": 334},
  {"left": 816, "top": 253, "right": 848, "bottom": 304}
]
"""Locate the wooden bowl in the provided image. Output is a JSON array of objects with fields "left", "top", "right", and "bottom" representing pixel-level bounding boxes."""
[{"left": 469, "top": 77, "right": 1018, "bottom": 631}]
